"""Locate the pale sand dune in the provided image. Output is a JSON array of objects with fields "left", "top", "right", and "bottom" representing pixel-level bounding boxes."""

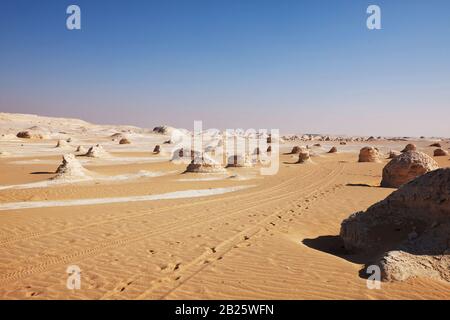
[{"left": 0, "top": 113, "right": 449, "bottom": 300}]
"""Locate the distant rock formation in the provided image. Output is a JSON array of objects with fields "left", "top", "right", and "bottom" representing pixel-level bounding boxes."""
[
  {"left": 430, "top": 143, "right": 441, "bottom": 148},
  {"left": 340, "top": 168, "right": 450, "bottom": 283},
  {"left": 381, "top": 151, "right": 439, "bottom": 188},
  {"left": 433, "top": 148, "right": 448, "bottom": 157},
  {"left": 401, "top": 143, "right": 417, "bottom": 153},
  {"left": 290, "top": 146, "right": 302, "bottom": 154},
  {"left": 119, "top": 138, "right": 131, "bottom": 145},
  {"left": 358, "top": 147, "right": 380, "bottom": 163},
  {"left": 53, "top": 154, "right": 90, "bottom": 181},
  {"left": 85, "top": 144, "right": 110, "bottom": 158},
  {"left": 153, "top": 125, "right": 175, "bottom": 135},
  {"left": 185, "top": 155, "right": 226, "bottom": 173},
  {"left": 328, "top": 147, "right": 337, "bottom": 153},
  {"left": 76, "top": 146, "right": 87, "bottom": 154},
  {"left": 171, "top": 148, "right": 201, "bottom": 163},
  {"left": 55, "top": 139, "right": 69, "bottom": 148},
  {"left": 110, "top": 133, "right": 124, "bottom": 139},
  {"left": 226, "top": 155, "right": 253, "bottom": 168},
  {"left": 16, "top": 131, "right": 44, "bottom": 139},
  {"left": 297, "top": 150, "right": 312, "bottom": 164}
]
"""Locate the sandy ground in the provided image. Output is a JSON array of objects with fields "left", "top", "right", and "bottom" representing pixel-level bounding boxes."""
[{"left": 0, "top": 113, "right": 449, "bottom": 300}]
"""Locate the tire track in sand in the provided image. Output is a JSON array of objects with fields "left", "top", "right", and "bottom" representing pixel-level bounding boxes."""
[
  {"left": 0, "top": 163, "right": 321, "bottom": 248},
  {"left": 0, "top": 164, "right": 340, "bottom": 286},
  {"left": 102, "top": 162, "right": 345, "bottom": 299}
]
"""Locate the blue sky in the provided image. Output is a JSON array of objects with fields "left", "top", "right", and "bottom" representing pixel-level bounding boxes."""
[{"left": 1, "top": 0, "right": 449, "bottom": 136}]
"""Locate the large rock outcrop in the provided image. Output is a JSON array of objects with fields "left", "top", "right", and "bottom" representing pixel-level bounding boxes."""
[
  {"left": 381, "top": 151, "right": 439, "bottom": 188},
  {"left": 340, "top": 168, "right": 450, "bottom": 282}
]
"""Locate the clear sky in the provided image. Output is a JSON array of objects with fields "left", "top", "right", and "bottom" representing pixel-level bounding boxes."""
[{"left": 1, "top": 0, "right": 449, "bottom": 136}]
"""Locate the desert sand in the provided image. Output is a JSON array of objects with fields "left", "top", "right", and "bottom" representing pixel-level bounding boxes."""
[{"left": 0, "top": 113, "right": 449, "bottom": 300}]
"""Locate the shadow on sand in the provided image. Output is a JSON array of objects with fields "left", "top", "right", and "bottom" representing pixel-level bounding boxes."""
[
  {"left": 302, "top": 235, "right": 375, "bottom": 279},
  {"left": 30, "top": 171, "right": 54, "bottom": 175},
  {"left": 346, "top": 183, "right": 374, "bottom": 188}
]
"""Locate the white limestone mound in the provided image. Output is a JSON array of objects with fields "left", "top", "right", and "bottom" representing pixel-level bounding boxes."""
[
  {"left": 171, "top": 148, "right": 201, "bottom": 164},
  {"left": 55, "top": 139, "right": 70, "bottom": 148},
  {"left": 76, "top": 146, "right": 87, "bottom": 154},
  {"left": 185, "top": 155, "right": 227, "bottom": 173},
  {"left": 52, "top": 154, "right": 91, "bottom": 181},
  {"left": 84, "top": 144, "right": 110, "bottom": 158}
]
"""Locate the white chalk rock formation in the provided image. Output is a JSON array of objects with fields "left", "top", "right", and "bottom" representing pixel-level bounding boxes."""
[
  {"left": 85, "top": 144, "right": 110, "bottom": 158},
  {"left": 185, "top": 155, "right": 226, "bottom": 173},
  {"left": 53, "top": 154, "right": 91, "bottom": 181}
]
